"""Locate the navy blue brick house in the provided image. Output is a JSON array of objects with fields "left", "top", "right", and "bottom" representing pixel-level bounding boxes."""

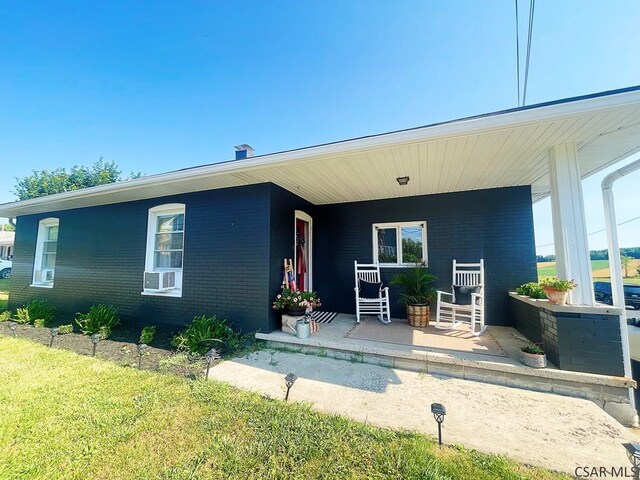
[{"left": 6, "top": 180, "right": 536, "bottom": 333}]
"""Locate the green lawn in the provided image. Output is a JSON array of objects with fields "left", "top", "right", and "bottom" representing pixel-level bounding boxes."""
[
  {"left": 0, "top": 278, "right": 9, "bottom": 311},
  {"left": 0, "top": 337, "right": 565, "bottom": 480},
  {"left": 537, "top": 260, "right": 610, "bottom": 278}
]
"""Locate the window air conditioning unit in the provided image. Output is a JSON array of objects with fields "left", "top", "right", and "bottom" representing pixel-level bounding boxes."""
[
  {"left": 144, "top": 271, "right": 176, "bottom": 291},
  {"left": 35, "top": 269, "right": 55, "bottom": 282}
]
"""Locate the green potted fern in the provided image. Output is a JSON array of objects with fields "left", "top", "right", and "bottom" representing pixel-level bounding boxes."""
[{"left": 390, "top": 264, "right": 437, "bottom": 327}]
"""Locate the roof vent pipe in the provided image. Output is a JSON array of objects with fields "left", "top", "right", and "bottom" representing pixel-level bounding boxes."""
[{"left": 234, "top": 144, "right": 255, "bottom": 160}]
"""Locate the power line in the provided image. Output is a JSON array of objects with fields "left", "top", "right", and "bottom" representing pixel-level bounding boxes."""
[
  {"left": 522, "top": 0, "right": 535, "bottom": 106},
  {"left": 535, "top": 214, "right": 640, "bottom": 249},
  {"left": 515, "top": 0, "right": 521, "bottom": 105}
]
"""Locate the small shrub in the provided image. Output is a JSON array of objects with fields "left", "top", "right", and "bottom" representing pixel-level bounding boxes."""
[
  {"left": 26, "top": 300, "right": 55, "bottom": 326},
  {"left": 171, "top": 315, "right": 241, "bottom": 355},
  {"left": 514, "top": 282, "right": 547, "bottom": 299},
  {"left": 139, "top": 326, "right": 156, "bottom": 345},
  {"left": 58, "top": 324, "right": 73, "bottom": 335},
  {"left": 539, "top": 277, "right": 577, "bottom": 292},
  {"left": 75, "top": 304, "right": 120, "bottom": 337},
  {"left": 0, "top": 311, "right": 11, "bottom": 322},
  {"left": 522, "top": 345, "right": 545, "bottom": 355},
  {"left": 33, "top": 319, "right": 46, "bottom": 328},
  {"left": 15, "top": 308, "right": 30, "bottom": 324}
]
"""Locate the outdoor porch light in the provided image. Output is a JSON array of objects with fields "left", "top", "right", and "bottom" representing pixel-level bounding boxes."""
[
  {"left": 90, "top": 333, "right": 101, "bottom": 357},
  {"left": 49, "top": 328, "right": 59, "bottom": 347},
  {"left": 137, "top": 343, "right": 148, "bottom": 369},
  {"left": 431, "top": 403, "right": 446, "bottom": 446},
  {"left": 284, "top": 373, "right": 297, "bottom": 401},
  {"left": 203, "top": 348, "right": 221, "bottom": 380},
  {"left": 9, "top": 322, "right": 17, "bottom": 336},
  {"left": 624, "top": 443, "right": 640, "bottom": 474},
  {"left": 396, "top": 176, "right": 410, "bottom": 186}
]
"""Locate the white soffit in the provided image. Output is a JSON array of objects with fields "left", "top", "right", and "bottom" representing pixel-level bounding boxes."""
[{"left": 1, "top": 87, "right": 640, "bottom": 217}]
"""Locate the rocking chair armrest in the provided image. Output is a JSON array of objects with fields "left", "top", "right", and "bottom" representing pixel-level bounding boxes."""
[
  {"left": 437, "top": 290, "right": 453, "bottom": 298},
  {"left": 471, "top": 292, "right": 483, "bottom": 304}
]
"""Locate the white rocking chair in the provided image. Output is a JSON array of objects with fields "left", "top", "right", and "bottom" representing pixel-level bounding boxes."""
[
  {"left": 435, "top": 259, "right": 486, "bottom": 336},
  {"left": 354, "top": 261, "right": 391, "bottom": 324}
]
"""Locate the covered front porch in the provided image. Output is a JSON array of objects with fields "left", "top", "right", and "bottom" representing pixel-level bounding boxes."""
[{"left": 256, "top": 313, "right": 635, "bottom": 424}]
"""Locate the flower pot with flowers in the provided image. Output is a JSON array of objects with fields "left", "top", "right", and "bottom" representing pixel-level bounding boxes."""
[
  {"left": 272, "top": 289, "right": 321, "bottom": 316},
  {"left": 539, "top": 277, "right": 578, "bottom": 306}
]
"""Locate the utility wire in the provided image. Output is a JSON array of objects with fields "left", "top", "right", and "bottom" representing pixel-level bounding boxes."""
[
  {"left": 535, "top": 214, "right": 640, "bottom": 249},
  {"left": 515, "top": 0, "right": 521, "bottom": 106},
  {"left": 522, "top": 0, "right": 535, "bottom": 106}
]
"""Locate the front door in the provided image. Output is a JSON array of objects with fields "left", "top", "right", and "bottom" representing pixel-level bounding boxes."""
[{"left": 294, "top": 211, "right": 312, "bottom": 291}]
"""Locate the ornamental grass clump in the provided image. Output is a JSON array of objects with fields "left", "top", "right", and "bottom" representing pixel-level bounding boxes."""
[
  {"left": 75, "top": 304, "right": 120, "bottom": 339},
  {"left": 171, "top": 315, "right": 242, "bottom": 355},
  {"left": 26, "top": 299, "right": 55, "bottom": 326}
]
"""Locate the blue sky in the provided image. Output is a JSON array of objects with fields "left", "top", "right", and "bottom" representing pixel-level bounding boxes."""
[{"left": 1, "top": 1, "right": 639, "bottom": 254}]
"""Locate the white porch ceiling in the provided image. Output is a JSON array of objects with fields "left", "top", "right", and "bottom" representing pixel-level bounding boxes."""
[{"left": 1, "top": 87, "right": 640, "bottom": 217}]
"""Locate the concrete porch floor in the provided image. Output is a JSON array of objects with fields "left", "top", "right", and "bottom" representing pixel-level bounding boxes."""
[{"left": 256, "top": 314, "right": 637, "bottom": 426}]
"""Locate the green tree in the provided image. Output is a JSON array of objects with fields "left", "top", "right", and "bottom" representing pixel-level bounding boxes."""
[
  {"left": 13, "top": 159, "right": 142, "bottom": 201},
  {"left": 621, "top": 255, "right": 633, "bottom": 278}
]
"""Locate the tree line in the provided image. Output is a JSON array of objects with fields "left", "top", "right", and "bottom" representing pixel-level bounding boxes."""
[{"left": 537, "top": 247, "right": 640, "bottom": 263}]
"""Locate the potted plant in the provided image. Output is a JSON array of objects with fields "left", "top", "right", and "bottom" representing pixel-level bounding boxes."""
[
  {"left": 390, "top": 263, "right": 437, "bottom": 327},
  {"left": 272, "top": 289, "right": 321, "bottom": 316},
  {"left": 520, "top": 344, "right": 547, "bottom": 368},
  {"left": 539, "top": 277, "right": 578, "bottom": 306}
]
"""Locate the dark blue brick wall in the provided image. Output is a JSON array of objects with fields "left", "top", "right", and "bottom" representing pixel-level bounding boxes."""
[
  {"left": 312, "top": 186, "right": 537, "bottom": 325},
  {"left": 9, "top": 183, "right": 537, "bottom": 331},
  {"left": 9, "top": 184, "right": 273, "bottom": 333}
]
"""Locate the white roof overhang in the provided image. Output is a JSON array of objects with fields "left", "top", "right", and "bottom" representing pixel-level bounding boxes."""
[{"left": 2, "top": 86, "right": 640, "bottom": 217}]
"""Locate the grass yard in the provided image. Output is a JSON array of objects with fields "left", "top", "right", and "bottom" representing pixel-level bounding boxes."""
[
  {"left": 537, "top": 259, "right": 640, "bottom": 285},
  {"left": 0, "top": 278, "right": 9, "bottom": 310},
  {"left": 0, "top": 337, "right": 566, "bottom": 480}
]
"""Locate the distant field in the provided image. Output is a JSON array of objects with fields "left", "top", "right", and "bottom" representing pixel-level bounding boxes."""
[{"left": 537, "top": 259, "right": 640, "bottom": 285}]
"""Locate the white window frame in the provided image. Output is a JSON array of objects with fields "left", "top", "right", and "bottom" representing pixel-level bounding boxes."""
[
  {"left": 372, "top": 221, "right": 428, "bottom": 267},
  {"left": 142, "top": 203, "right": 185, "bottom": 297},
  {"left": 31, "top": 217, "right": 59, "bottom": 288}
]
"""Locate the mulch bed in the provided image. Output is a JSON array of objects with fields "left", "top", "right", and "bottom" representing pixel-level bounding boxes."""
[{"left": 0, "top": 322, "right": 215, "bottom": 379}]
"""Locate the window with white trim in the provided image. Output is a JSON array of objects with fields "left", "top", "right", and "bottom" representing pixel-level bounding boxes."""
[
  {"left": 143, "top": 204, "right": 185, "bottom": 296},
  {"left": 32, "top": 218, "right": 59, "bottom": 287},
  {"left": 373, "top": 221, "right": 427, "bottom": 266}
]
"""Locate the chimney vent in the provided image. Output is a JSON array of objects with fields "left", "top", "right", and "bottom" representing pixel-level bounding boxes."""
[{"left": 234, "top": 144, "right": 254, "bottom": 160}]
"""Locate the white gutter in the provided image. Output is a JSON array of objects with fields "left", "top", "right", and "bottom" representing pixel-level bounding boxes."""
[{"left": 601, "top": 157, "right": 640, "bottom": 409}]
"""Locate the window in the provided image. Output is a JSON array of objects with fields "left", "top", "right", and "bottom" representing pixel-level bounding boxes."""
[
  {"left": 373, "top": 221, "right": 427, "bottom": 266},
  {"left": 143, "top": 204, "right": 185, "bottom": 297},
  {"left": 32, "top": 218, "right": 59, "bottom": 287}
]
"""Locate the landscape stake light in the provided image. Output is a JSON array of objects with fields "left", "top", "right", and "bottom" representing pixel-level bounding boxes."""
[
  {"left": 9, "top": 322, "right": 17, "bottom": 336},
  {"left": 430, "top": 403, "right": 446, "bottom": 446},
  {"left": 137, "top": 343, "right": 148, "bottom": 369},
  {"left": 90, "top": 333, "right": 101, "bottom": 357},
  {"left": 284, "top": 373, "right": 297, "bottom": 401},
  {"left": 624, "top": 443, "right": 640, "bottom": 478},
  {"left": 49, "top": 328, "right": 59, "bottom": 347},
  {"left": 203, "top": 348, "right": 221, "bottom": 380}
]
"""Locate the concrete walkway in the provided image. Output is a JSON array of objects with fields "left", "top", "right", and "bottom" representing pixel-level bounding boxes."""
[{"left": 209, "top": 349, "right": 640, "bottom": 475}]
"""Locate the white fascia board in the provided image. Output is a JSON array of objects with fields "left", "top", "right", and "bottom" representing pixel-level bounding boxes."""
[{"left": 2, "top": 88, "right": 640, "bottom": 217}]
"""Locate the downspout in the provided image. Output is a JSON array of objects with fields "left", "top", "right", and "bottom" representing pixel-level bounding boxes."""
[{"left": 601, "top": 157, "right": 640, "bottom": 410}]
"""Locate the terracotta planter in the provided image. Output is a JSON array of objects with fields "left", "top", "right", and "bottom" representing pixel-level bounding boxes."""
[
  {"left": 543, "top": 287, "right": 569, "bottom": 306},
  {"left": 407, "top": 304, "right": 430, "bottom": 328},
  {"left": 520, "top": 350, "right": 547, "bottom": 368}
]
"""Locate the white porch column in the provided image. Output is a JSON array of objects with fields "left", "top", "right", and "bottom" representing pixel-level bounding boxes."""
[{"left": 548, "top": 143, "right": 595, "bottom": 305}]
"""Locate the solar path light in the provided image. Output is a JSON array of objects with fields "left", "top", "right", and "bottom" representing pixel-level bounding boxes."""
[
  {"left": 49, "top": 328, "right": 59, "bottom": 347},
  {"left": 137, "top": 343, "right": 148, "bottom": 369},
  {"left": 9, "top": 322, "right": 17, "bottom": 336},
  {"left": 624, "top": 443, "right": 640, "bottom": 479},
  {"left": 90, "top": 333, "right": 101, "bottom": 357},
  {"left": 203, "top": 348, "right": 221, "bottom": 380},
  {"left": 431, "top": 403, "right": 446, "bottom": 446},
  {"left": 284, "top": 373, "right": 297, "bottom": 401}
]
